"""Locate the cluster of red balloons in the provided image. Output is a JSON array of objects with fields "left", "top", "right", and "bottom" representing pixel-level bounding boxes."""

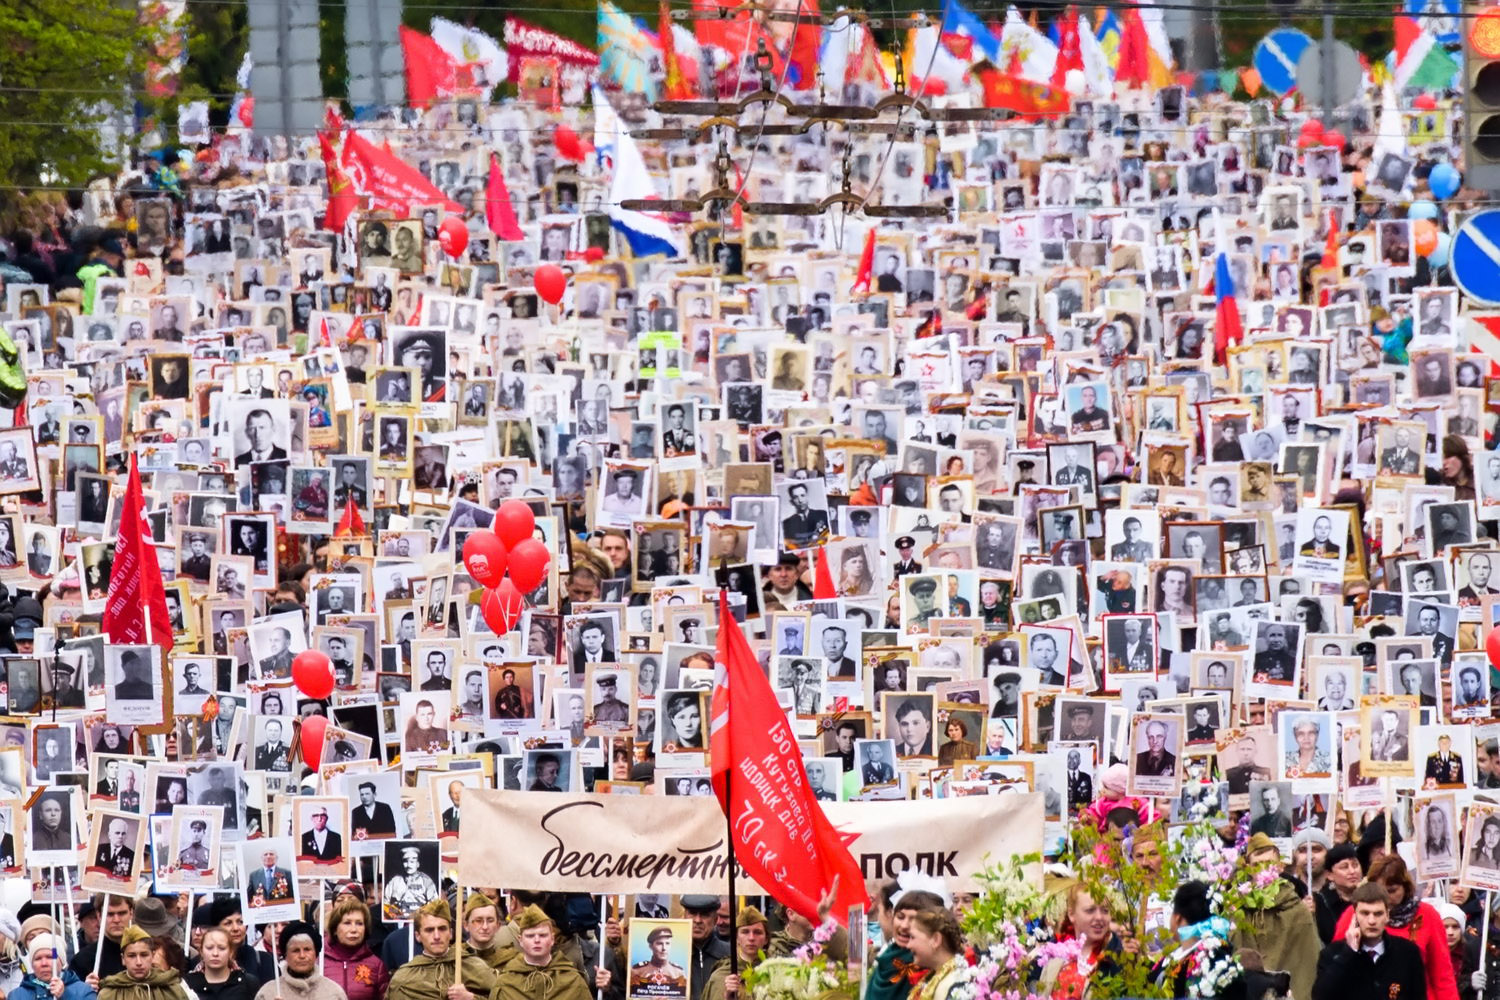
[
  {"left": 1296, "top": 119, "right": 1346, "bottom": 152},
  {"left": 1488, "top": 628, "right": 1500, "bottom": 672},
  {"left": 463, "top": 500, "right": 551, "bottom": 635}
]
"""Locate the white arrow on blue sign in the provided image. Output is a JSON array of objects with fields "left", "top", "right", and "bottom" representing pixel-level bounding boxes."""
[
  {"left": 1252, "top": 29, "right": 1313, "bottom": 97},
  {"left": 1452, "top": 210, "right": 1500, "bottom": 306}
]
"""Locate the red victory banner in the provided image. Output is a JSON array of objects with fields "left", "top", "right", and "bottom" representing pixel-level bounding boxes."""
[
  {"left": 710, "top": 592, "right": 866, "bottom": 924},
  {"left": 101, "top": 455, "right": 173, "bottom": 652}
]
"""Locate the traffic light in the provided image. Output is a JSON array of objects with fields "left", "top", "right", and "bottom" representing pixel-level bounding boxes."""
[{"left": 1466, "top": 5, "right": 1500, "bottom": 189}]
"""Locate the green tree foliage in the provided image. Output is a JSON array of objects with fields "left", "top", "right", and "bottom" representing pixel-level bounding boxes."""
[{"left": 0, "top": 0, "right": 163, "bottom": 193}]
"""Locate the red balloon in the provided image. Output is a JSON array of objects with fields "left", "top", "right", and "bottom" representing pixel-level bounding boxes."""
[
  {"left": 291, "top": 649, "right": 336, "bottom": 700},
  {"left": 1299, "top": 119, "right": 1325, "bottom": 137},
  {"left": 584, "top": 246, "right": 605, "bottom": 262},
  {"left": 534, "top": 264, "right": 567, "bottom": 305},
  {"left": 1296, "top": 133, "right": 1322, "bottom": 149},
  {"left": 507, "top": 538, "right": 552, "bottom": 593},
  {"left": 438, "top": 216, "right": 469, "bottom": 257},
  {"left": 1324, "top": 130, "right": 1347, "bottom": 152},
  {"left": 495, "top": 499, "right": 537, "bottom": 549},
  {"left": 300, "top": 715, "right": 328, "bottom": 770},
  {"left": 1488, "top": 627, "right": 1500, "bottom": 671},
  {"left": 462, "top": 530, "right": 508, "bottom": 588},
  {"left": 481, "top": 581, "right": 525, "bottom": 634},
  {"left": 554, "top": 125, "right": 589, "bottom": 163},
  {"left": 1413, "top": 93, "right": 1437, "bottom": 111}
]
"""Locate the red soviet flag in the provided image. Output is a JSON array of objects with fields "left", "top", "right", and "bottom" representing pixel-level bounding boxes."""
[
  {"left": 486, "top": 153, "right": 525, "bottom": 241},
  {"left": 342, "top": 129, "right": 464, "bottom": 216},
  {"left": 710, "top": 592, "right": 866, "bottom": 924},
  {"left": 101, "top": 455, "right": 173, "bottom": 652},
  {"left": 319, "top": 132, "right": 359, "bottom": 234},
  {"left": 400, "top": 25, "right": 458, "bottom": 108}
]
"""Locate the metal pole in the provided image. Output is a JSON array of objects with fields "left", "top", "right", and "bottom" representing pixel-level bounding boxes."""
[{"left": 1320, "top": 11, "right": 1336, "bottom": 128}]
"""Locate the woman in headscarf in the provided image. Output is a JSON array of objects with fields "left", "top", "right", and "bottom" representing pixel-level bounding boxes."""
[{"left": 250, "top": 922, "right": 345, "bottom": 1000}]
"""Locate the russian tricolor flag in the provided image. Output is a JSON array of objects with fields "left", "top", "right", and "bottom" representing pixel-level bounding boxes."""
[
  {"left": 940, "top": 0, "right": 1003, "bottom": 64},
  {"left": 1212, "top": 251, "right": 1242, "bottom": 364}
]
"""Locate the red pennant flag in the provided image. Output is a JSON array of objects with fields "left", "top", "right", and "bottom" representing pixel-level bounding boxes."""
[
  {"left": 102, "top": 455, "right": 173, "bottom": 653},
  {"left": 813, "top": 546, "right": 836, "bottom": 599},
  {"left": 851, "top": 228, "right": 876, "bottom": 294},
  {"left": 341, "top": 129, "right": 464, "bottom": 216},
  {"left": 399, "top": 25, "right": 459, "bottom": 108},
  {"left": 486, "top": 153, "right": 525, "bottom": 241},
  {"left": 319, "top": 132, "right": 359, "bottom": 234},
  {"left": 335, "top": 498, "right": 366, "bottom": 538},
  {"left": 710, "top": 592, "right": 867, "bottom": 925}
]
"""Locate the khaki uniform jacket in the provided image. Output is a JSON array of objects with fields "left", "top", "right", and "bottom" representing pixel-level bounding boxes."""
[
  {"left": 490, "top": 951, "right": 594, "bottom": 1000},
  {"left": 387, "top": 951, "right": 497, "bottom": 1000}
]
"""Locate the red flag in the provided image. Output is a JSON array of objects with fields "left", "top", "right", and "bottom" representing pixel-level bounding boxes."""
[
  {"left": 660, "top": 0, "right": 692, "bottom": 100},
  {"left": 1051, "top": 8, "right": 1083, "bottom": 89},
  {"left": 1115, "top": 7, "right": 1151, "bottom": 88},
  {"left": 486, "top": 153, "right": 525, "bottom": 241},
  {"left": 784, "top": 0, "right": 822, "bottom": 89},
  {"left": 813, "top": 546, "right": 836, "bottom": 599},
  {"left": 976, "top": 66, "right": 1070, "bottom": 118},
  {"left": 851, "top": 228, "right": 876, "bottom": 294},
  {"left": 101, "top": 455, "right": 173, "bottom": 653},
  {"left": 1321, "top": 209, "right": 1340, "bottom": 270},
  {"left": 319, "top": 132, "right": 358, "bottom": 234},
  {"left": 335, "top": 498, "right": 366, "bottom": 538},
  {"left": 711, "top": 592, "right": 867, "bottom": 925},
  {"left": 399, "top": 26, "right": 458, "bottom": 108},
  {"left": 342, "top": 129, "right": 464, "bottom": 216}
]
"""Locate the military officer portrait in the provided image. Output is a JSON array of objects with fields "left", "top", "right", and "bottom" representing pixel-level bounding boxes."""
[
  {"left": 175, "top": 817, "right": 214, "bottom": 871},
  {"left": 628, "top": 923, "right": 690, "bottom": 1000}
]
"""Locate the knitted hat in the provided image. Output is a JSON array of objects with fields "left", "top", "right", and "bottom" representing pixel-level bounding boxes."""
[
  {"left": 1292, "top": 828, "right": 1331, "bottom": 851},
  {"left": 18, "top": 915, "right": 56, "bottom": 948},
  {"left": 514, "top": 904, "right": 552, "bottom": 932},
  {"left": 1435, "top": 902, "right": 1467, "bottom": 928},
  {"left": 1098, "top": 763, "right": 1129, "bottom": 797},
  {"left": 119, "top": 925, "right": 151, "bottom": 950},
  {"left": 26, "top": 933, "right": 58, "bottom": 960},
  {"left": 1325, "top": 843, "right": 1359, "bottom": 870},
  {"left": 278, "top": 920, "right": 321, "bottom": 958}
]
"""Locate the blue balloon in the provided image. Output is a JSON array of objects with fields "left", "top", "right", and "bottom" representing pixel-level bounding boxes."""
[
  {"left": 1428, "top": 230, "right": 1452, "bottom": 269},
  {"left": 1430, "top": 162, "right": 1461, "bottom": 200},
  {"left": 1408, "top": 199, "right": 1439, "bottom": 220}
]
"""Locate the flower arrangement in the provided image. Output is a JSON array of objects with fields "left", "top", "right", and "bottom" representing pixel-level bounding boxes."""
[{"left": 745, "top": 941, "right": 855, "bottom": 1000}]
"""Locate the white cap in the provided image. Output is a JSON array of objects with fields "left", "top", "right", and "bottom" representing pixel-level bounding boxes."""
[{"left": 27, "top": 933, "right": 57, "bottom": 960}]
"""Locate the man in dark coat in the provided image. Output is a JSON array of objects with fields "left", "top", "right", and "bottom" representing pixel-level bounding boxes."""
[{"left": 1312, "top": 883, "right": 1427, "bottom": 1000}]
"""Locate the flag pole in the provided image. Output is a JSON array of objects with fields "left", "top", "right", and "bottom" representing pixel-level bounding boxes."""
[{"left": 724, "top": 589, "right": 739, "bottom": 992}]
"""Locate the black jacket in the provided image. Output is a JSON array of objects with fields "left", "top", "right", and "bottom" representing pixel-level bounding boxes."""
[
  {"left": 1313, "top": 933, "right": 1427, "bottom": 1000},
  {"left": 186, "top": 969, "right": 262, "bottom": 1000},
  {"left": 1313, "top": 884, "right": 1352, "bottom": 944},
  {"left": 69, "top": 936, "right": 122, "bottom": 980}
]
